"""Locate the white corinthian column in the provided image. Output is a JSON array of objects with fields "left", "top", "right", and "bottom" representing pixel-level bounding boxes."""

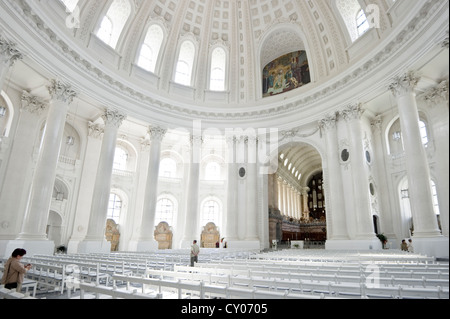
[
  {"left": 180, "top": 134, "right": 202, "bottom": 248},
  {"left": 137, "top": 126, "right": 167, "bottom": 251},
  {"left": 15, "top": 80, "right": 77, "bottom": 255},
  {"left": 319, "top": 114, "right": 349, "bottom": 247},
  {"left": 389, "top": 72, "right": 447, "bottom": 257},
  {"left": 340, "top": 103, "right": 380, "bottom": 249},
  {"left": 79, "top": 108, "right": 126, "bottom": 253}
]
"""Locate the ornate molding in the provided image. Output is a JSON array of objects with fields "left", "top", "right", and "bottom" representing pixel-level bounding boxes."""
[
  {"left": 3, "top": 0, "right": 444, "bottom": 122},
  {"left": 47, "top": 79, "right": 78, "bottom": 104},
  {"left": 88, "top": 121, "right": 104, "bottom": 139},
  {"left": 388, "top": 71, "right": 421, "bottom": 98},
  {"left": 370, "top": 115, "right": 383, "bottom": 133},
  {"left": 148, "top": 125, "right": 167, "bottom": 142},
  {"left": 0, "top": 35, "right": 23, "bottom": 66},
  {"left": 318, "top": 113, "right": 337, "bottom": 132},
  {"left": 422, "top": 80, "right": 449, "bottom": 105},
  {"left": 340, "top": 103, "right": 364, "bottom": 122},
  {"left": 101, "top": 108, "right": 127, "bottom": 128},
  {"left": 21, "top": 90, "right": 46, "bottom": 115}
]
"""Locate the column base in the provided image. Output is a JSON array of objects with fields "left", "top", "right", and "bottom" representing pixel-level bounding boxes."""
[
  {"left": 0, "top": 239, "right": 55, "bottom": 258},
  {"left": 411, "top": 236, "right": 449, "bottom": 259},
  {"left": 136, "top": 240, "right": 158, "bottom": 252},
  {"left": 78, "top": 240, "right": 111, "bottom": 254},
  {"left": 325, "top": 239, "right": 382, "bottom": 251}
]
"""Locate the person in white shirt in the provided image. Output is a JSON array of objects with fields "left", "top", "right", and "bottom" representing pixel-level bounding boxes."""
[{"left": 407, "top": 239, "right": 414, "bottom": 253}]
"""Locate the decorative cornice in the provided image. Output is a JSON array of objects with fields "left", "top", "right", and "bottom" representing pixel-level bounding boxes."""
[
  {"left": 388, "top": 71, "right": 421, "bottom": 98},
  {"left": 21, "top": 90, "right": 46, "bottom": 115},
  {"left": 101, "top": 108, "right": 127, "bottom": 128},
  {"left": 47, "top": 79, "right": 78, "bottom": 104},
  {"left": 3, "top": 0, "right": 445, "bottom": 122}
]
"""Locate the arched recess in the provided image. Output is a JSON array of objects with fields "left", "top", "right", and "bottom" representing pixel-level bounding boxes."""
[
  {"left": 115, "top": 138, "right": 138, "bottom": 172},
  {"left": 199, "top": 196, "right": 223, "bottom": 233},
  {"left": 47, "top": 210, "right": 63, "bottom": 247},
  {"left": 135, "top": 19, "right": 168, "bottom": 75},
  {"left": 270, "top": 139, "right": 326, "bottom": 242},
  {"left": 160, "top": 149, "right": 184, "bottom": 179},
  {"left": 257, "top": 22, "right": 318, "bottom": 99}
]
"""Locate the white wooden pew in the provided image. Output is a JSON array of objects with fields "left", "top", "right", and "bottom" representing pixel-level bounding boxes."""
[{"left": 78, "top": 282, "right": 161, "bottom": 299}]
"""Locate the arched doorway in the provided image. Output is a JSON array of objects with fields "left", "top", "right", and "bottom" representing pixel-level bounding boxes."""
[{"left": 269, "top": 141, "right": 324, "bottom": 247}]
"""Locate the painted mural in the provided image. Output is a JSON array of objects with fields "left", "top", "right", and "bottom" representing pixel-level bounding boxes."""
[{"left": 262, "top": 50, "right": 310, "bottom": 97}]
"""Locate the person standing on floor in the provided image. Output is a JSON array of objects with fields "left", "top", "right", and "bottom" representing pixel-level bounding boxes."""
[
  {"left": 1, "top": 248, "right": 32, "bottom": 292},
  {"left": 190, "top": 240, "right": 200, "bottom": 267},
  {"left": 400, "top": 239, "right": 408, "bottom": 251},
  {"left": 407, "top": 239, "right": 414, "bottom": 253}
]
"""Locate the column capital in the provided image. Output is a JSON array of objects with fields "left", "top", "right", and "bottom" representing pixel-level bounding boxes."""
[
  {"left": 148, "top": 125, "right": 167, "bottom": 142},
  {"left": 225, "top": 134, "right": 236, "bottom": 145},
  {"left": 21, "top": 90, "right": 46, "bottom": 115},
  {"left": 370, "top": 115, "right": 383, "bottom": 133},
  {"left": 388, "top": 71, "right": 420, "bottom": 98},
  {"left": 102, "top": 108, "right": 127, "bottom": 128},
  {"left": 88, "top": 121, "right": 104, "bottom": 139},
  {"left": 0, "top": 36, "right": 23, "bottom": 66},
  {"left": 422, "top": 80, "right": 449, "bottom": 106},
  {"left": 190, "top": 134, "right": 203, "bottom": 146},
  {"left": 318, "top": 113, "right": 337, "bottom": 131},
  {"left": 340, "top": 103, "right": 364, "bottom": 122},
  {"left": 47, "top": 79, "right": 78, "bottom": 104}
]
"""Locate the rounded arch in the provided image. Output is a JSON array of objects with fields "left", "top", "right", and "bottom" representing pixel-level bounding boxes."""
[
  {"left": 199, "top": 196, "right": 223, "bottom": 230},
  {"left": 94, "top": 0, "right": 135, "bottom": 51},
  {"left": 201, "top": 153, "right": 226, "bottom": 181},
  {"left": 208, "top": 43, "right": 229, "bottom": 92},
  {"left": 173, "top": 37, "right": 199, "bottom": 87},
  {"left": 115, "top": 139, "right": 138, "bottom": 171},
  {"left": 155, "top": 192, "right": 179, "bottom": 227},
  {"left": 160, "top": 149, "right": 185, "bottom": 179},
  {"left": 108, "top": 188, "right": 129, "bottom": 225},
  {"left": 257, "top": 22, "right": 318, "bottom": 100},
  {"left": 135, "top": 20, "right": 167, "bottom": 74}
]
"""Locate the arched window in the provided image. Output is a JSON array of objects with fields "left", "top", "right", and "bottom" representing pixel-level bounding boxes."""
[
  {"left": 210, "top": 47, "right": 226, "bottom": 91},
  {"left": 113, "top": 147, "right": 128, "bottom": 170},
  {"left": 137, "top": 24, "right": 164, "bottom": 73},
  {"left": 96, "top": 0, "right": 131, "bottom": 49},
  {"left": 430, "top": 180, "right": 440, "bottom": 215},
  {"left": 174, "top": 40, "right": 196, "bottom": 86},
  {"left": 60, "top": 0, "right": 79, "bottom": 12},
  {"left": 419, "top": 120, "right": 429, "bottom": 145},
  {"left": 356, "top": 9, "right": 370, "bottom": 36},
  {"left": 205, "top": 162, "right": 221, "bottom": 180},
  {"left": 155, "top": 197, "right": 175, "bottom": 225},
  {"left": 159, "top": 158, "right": 177, "bottom": 178},
  {"left": 107, "top": 193, "right": 122, "bottom": 224},
  {"left": 201, "top": 200, "right": 220, "bottom": 226},
  {"left": 336, "top": 0, "right": 365, "bottom": 42}
]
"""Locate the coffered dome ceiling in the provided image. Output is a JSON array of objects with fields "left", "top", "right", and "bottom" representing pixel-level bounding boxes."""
[{"left": 0, "top": 0, "right": 448, "bottom": 129}]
